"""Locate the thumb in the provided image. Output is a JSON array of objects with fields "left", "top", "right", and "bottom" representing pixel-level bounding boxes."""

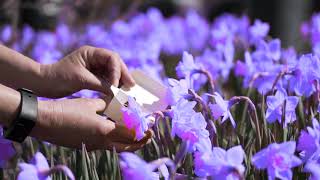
[{"left": 81, "top": 69, "right": 113, "bottom": 95}]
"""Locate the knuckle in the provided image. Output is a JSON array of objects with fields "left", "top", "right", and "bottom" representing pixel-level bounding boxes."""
[{"left": 79, "top": 45, "right": 93, "bottom": 51}]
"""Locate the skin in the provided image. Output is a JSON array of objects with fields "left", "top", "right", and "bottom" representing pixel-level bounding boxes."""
[{"left": 0, "top": 45, "right": 151, "bottom": 151}]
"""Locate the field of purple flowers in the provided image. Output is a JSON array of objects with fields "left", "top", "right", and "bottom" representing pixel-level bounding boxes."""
[{"left": 1, "top": 7, "right": 320, "bottom": 180}]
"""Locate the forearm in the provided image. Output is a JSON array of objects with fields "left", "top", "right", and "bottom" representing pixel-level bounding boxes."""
[
  {"left": 0, "top": 84, "right": 20, "bottom": 127},
  {"left": 0, "top": 45, "right": 45, "bottom": 96}
]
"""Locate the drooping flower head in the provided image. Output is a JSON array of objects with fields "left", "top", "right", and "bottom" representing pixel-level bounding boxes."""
[
  {"left": 120, "top": 152, "right": 172, "bottom": 180},
  {"left": 304, "top": 161, "right": 320, "bottom": 180},
  {"left": 297, "top": 118, "right": 320, "bottom": 162},
  {"left": 176, "top": 51, "right": 201, "bottom": 78},
  {"left": 209, "top": 92, "right": 236, "bottom": 127},
  {"left": 167, "top": 78, "right": 190, "bottom": 104},
  {"left": 289, "top": 54, "right": 320, "bottom": 97},
  {"left": 122, "top": 96, "right": 152, "bottom": 141},
  {"left": 18, "top": 152, "right": 74, "bottom": 180},
  {"left": 194, "top": 138, "right": 245, "bottom": 179},
  {"left": 171, "top": 99, "right": 209, "bottom": 152},
  {"left": 252, "top": 141, "right": 302, "bottom": 180}
]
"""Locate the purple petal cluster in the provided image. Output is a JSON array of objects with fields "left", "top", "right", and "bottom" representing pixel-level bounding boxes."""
[
  {"left": 171, "top": 99, "right": 209, "bottom": 152},
  {"left": 266, "top": 87, "right": 299, "bottom": 127},
  {"left": 120, "top": 152, "right": 171, "bottom": 180},
  {"left": 121, "top": 96, "right": 152, "bottom": 141},
  {"left": 194, "top": 138, "right": 245, "bottom": 179},
  {"left": 297, "top": 118, "right": 320, "bottom": 162},
  {"left": 0, "top": 127, "right": 15, "bottom": 168},
  {"left": 167, "top": 78, "right": 190, "bottom": 104},
  {"left": 209, "top": 92, "right": 236, "bottom": 127},
  {"left": 18, "top": 152, "right": 74, "bottom": 180},
  {"left": 289, "top": 54, "right": 320, "bottom": 97},
  {"left": 252, "top": 141, "right": 302, "bottom": 180}
]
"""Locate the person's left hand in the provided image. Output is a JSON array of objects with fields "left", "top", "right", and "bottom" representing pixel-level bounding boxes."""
[{"left": 38, "top": 46, "right": 135, "bottom": 98}]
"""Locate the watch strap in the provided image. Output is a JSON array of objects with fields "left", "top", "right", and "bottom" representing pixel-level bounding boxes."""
[{"left": 4, "top": 88, "right": 38, "bottom": 143}]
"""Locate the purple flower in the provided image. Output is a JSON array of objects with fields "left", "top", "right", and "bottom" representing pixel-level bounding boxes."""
[
  {"left": 32, "top": 31, "right": 62, "bottom": 64},
  {"left": 252, "top": 141, "right": 302, "bottom": 180},
  {"left": 171, "top": 99, "right": 209, "bottom": 152},
  {"left": 289, "top": 54, "right": 320, "bottom": 97},
  {"left": 234, "top": 51, "right": 254, "bottom": 78},
  {"left": 249, "top": 20, "right": 270, "bottom": 44},
  {"left": 176, "top": 51, "right": 201, "bottom": 78},
  {"left": 120, "top": 152, "right": 172, "bottom": 180},
  {"left": 282, "top": 47, "right": 298, "bottom": 69},
  {"left": 185, "top": 10, "right": 209, "bottom": 51},
  {"left": 167, "top": 78, "right": 190, "bottom": 104},
  {"left": 56, "top": 24, "right": 75, "bottom": 49},
  {"left": 122, "top": 96, "right": 152, "bottom": 141},
  {"left": 209, "top": 92, "right": 236, "bottom": 127},
  {"left": 21, "top": 25, "right": 35, "bottom": 49},
  {"left": 266, "top": 87, "right": 299, "bottom": 127},
  {"left": 210, "top": 14, "right": 249, "bottom": 48},
  {"left": 0, "top": 127, "right": 15, "bottom": 168},
  {"left": 256, "top": 39, "right": 281, "bottom": 61},
  {"left": 194, "top": 139, "right": 245, "bottom": 179},
  {"left": 0, "top": 25, "right": 12, "bottom": 43},
  {"left": 162, "top": 17, "right": 188, "bottom": 54},
  {"left": 196, "top": 49, "right": 223, "bottom": 80},
  {"left": 18, "top": 152, "right": 74, "bottom": 180},
  {"left": 71, "top": 90, "right": 99, "bottom": 98},
  {"left": 235, "top": 50, "right": 281, "bottom": 94},
  {"left": 297, "top": 118, "right": 320, "bottom": 162},
  {"left": 304, "top": 161, "right": 320, "bottom": 180}
]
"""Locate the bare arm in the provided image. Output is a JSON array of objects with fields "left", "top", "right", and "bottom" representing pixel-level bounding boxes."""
[
  {"left": 0, "top": 45, "right": 45, "bottom": 95},
  {"left": 0, "top": 45, "right": 134, "bottom": 98},
  {"left": 0, "top": 84, "right": 20, "bottom": 127}
]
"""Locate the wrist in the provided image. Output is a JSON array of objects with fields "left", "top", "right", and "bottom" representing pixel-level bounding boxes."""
[
  {"left": 0, "top": 85, "right": 21, "bottom": 128},
  {"left": 30, "top": 100, "right": 52, "bottom": 138}
]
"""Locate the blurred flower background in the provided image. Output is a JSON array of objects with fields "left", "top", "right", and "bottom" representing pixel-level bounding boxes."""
[{"left": 2, "top": 0, "right": 320, "bottom": 179}]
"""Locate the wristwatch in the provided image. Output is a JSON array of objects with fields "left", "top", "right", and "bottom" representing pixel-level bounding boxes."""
[{"left": 4, "top": 88, "right": 38, "bottom": 143}]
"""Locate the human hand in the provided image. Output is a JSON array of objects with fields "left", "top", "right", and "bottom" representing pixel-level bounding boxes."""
[
  {"left": 30, "top": 98, "right": 151, "bottom": 151},
  {"left": 39, "top": 46, "right": 135, "bottom": 98}
]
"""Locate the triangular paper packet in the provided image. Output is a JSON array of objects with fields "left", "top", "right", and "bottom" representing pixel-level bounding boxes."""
[{"left": 104, "top": 70, "right": 169, "bottom": 123}]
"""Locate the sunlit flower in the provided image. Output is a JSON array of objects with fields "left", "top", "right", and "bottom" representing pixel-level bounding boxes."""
[
  {"left": 18, "top": 152, "right": 74, "bottom": 180},
  {"left": 120, "top": 152, "right": 172, "bottom": 180},
  {"left": 194, "top": 139, "right": 245, "bottom": 179},
  {"left": 266, "top": 87, "right": 299, "bottom": 127},
  {"left": 122, "top": 96, "right": 152, "bottom": 141},
  {"left": 171, "top": 99, "right": 209, "bottom": 152},
  {"left": 304, "top": 161, "right": 320, "bottom": 180},
  {"left": 167, "top": 78, "right": 190, "bottom": 104},
  {"left": 297, "top": 118, "right": 320, "bottom": 162},
  {"left": 209, "top": 92, "right": 236, "bottom": 127},
  {"left": 252, "top": 141, "right": 302, "bottom": 180}
]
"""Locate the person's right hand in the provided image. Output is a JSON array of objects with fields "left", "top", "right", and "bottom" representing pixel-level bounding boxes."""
[{"left": 30, "top": 98, "right": 152, "bottom": 151}]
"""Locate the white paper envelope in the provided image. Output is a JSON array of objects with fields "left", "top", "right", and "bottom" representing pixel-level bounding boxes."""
[{"left": 104, "top": 70, "right": 169, "bottom": 123}]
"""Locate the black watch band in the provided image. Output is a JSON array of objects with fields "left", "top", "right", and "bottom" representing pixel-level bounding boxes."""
[{"left": 4, "top": 88, "right": 38, "bottom": 143}]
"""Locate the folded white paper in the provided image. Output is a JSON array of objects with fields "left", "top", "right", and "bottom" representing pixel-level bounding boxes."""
[{"left": 104, "top": 70, "right": 169, "bottom": 123}]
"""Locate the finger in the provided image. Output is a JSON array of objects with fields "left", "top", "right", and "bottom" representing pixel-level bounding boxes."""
[
  {"left": 107, "top": 142, "right": 141, "bottom": 152},
  {"left": 108, "top": 63, "right": 121, "bottom": 87},
  {"left": 111, "top": 131, "right": 152, "bottom": 152},
  {"left": 109, "top": 51, "right": 134, "bottom": 88},
  {"left": 114, "top": 128, "right": 153, "bottom": 145},
  {"left": 89, "top": 98, "right": 107, "bottom": 113},
  {"left": 137, "top": 130, "right": 153, "bottom": 144},
  {"left": 119, "top": 59, "right": 135, "bottom": 88},
  {"left": 109, "top": 124, "right": 136, "bottom": 142},
  {"left": 82, "top": 68, "right": 113, "bottom": 95}
]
